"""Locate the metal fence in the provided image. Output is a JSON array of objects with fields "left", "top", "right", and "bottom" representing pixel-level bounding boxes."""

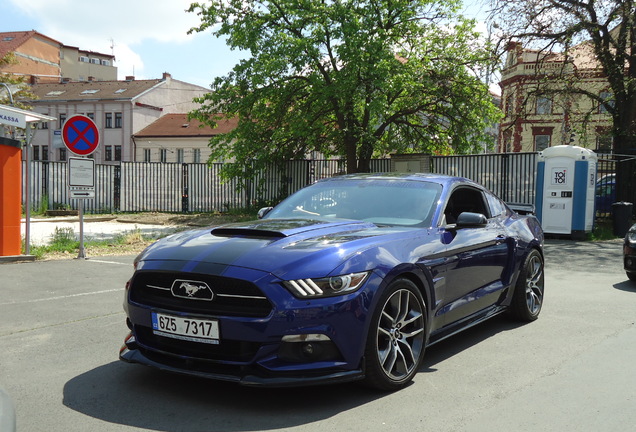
[
  {"left": 24, "top": 152, "right": 618, "bottom": 215},
  {"left": 432, "top": 152, "right": 538, "bottom": 205},
  {"left": 21, "top": 159, "right": 392, "bottom": 214}
]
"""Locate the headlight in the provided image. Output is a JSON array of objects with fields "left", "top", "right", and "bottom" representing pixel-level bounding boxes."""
[
  {"left": 283, "top": 271, "right": 369, "bottom": 298},
  {"left": 627, "top": 230, "right": 636, "bottom": 244}
]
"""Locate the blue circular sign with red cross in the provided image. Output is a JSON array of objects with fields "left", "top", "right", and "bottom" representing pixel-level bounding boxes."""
[{"left": 62, "top": 114, "right": 100, "bottom": 156}]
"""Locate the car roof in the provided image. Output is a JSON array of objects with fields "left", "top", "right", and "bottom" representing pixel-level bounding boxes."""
[{"left": 316, "top": 172, "right": 477, "bottom": 188}]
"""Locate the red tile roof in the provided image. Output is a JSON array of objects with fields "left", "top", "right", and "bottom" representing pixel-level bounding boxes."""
[
  {"left": 0, "top": 31, "right": 61, "bottom": 58},
  {"left": 133, "top": 114, "right": 237, "bottom": 138}
]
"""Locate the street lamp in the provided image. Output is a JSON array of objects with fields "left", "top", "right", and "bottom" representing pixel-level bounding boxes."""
[{"left": 0, "top": 82, "right": 15, "bottom": 105}]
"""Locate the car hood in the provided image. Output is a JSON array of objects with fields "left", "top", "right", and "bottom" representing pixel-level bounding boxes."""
[{"left": 135, "top": 218, "right": 414, "bottom": 279}]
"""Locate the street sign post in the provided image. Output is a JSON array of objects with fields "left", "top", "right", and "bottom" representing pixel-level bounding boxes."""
[
  {"left": 67, "top": 157, "right": 96, "bottom": 259},
  {"left": 62, "top": 115, "right": 100, "bottom": 156}
]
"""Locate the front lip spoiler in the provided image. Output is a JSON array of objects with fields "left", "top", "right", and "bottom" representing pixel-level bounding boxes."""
[{"left": 119, "top": 346, "right": 365, "bottom": 388}]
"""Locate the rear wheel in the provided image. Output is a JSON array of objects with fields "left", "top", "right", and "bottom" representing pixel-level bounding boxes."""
[
  {"left": 510, "top": 249, "right": 544, "bottom": 321},
  {"left": 363, "top": 278, "right": 426, "bottom": 391},
  {"left": 627, "top": 272, "right": 636, "bottom": 282}
]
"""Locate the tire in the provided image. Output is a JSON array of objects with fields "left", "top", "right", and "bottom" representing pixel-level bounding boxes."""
[
  {"left": 627, "top": 272, "right": 636, "bottom": 282},
  {"left": 363, "top": 278, "right": 426, "bottom": 391},
  {"left": 509, "top": 249, "right": 544, "bottom": 321}
]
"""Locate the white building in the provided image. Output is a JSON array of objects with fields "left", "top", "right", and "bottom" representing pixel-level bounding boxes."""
[{"left": 23, "top": 73, "right": 208, "bottom": 163}]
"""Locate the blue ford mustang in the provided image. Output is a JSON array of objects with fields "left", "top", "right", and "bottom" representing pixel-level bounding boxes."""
[{"left": 120, "top": 173, "right": 544, "bottom": 391}]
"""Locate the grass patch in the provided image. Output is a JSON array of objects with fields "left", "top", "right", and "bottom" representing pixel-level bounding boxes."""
[
  {"left": 28, "top": 227, "right": 155, "bottom": 260},
  {"left": 590, "top": 219, "right": 619, "bottom": 241}
]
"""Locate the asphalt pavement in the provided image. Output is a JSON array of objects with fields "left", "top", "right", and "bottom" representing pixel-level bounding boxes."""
[{"left": 0, "top": 237, "right": 634, "bottom": 431}]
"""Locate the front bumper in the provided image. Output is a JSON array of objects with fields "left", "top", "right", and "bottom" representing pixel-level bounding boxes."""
[
  {"left": 119, "top": 335, "right": 364, "bottom": 387},
  {"left": 120, "top": 268, "right": 380, "bottom": 387},
  {"left": 623, "top": 242, "right": 636, "bottom": 273}
]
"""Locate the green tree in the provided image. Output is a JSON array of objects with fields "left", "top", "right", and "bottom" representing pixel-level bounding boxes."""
[
  {"left": 490, "top": 0, "right": 636, "bottom": 202},
  {"left": 0, "top": 52, "right": 37, "bottom": 109},
  {"left": 188, "top": 0, "right": 500, "bottom": 182}
]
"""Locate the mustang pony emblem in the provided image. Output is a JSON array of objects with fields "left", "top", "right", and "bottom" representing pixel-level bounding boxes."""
[
  {"left": 170, "top": 279, "right": 214, "bottom": 301},
  {"left": 181, "top": 282, "right": 204, "bottom": 296}
]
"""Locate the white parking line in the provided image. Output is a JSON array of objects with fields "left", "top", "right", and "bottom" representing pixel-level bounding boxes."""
[
  {"left": 0, "top": 288, "right": 122, "bottom": 306},
  {"left": 85, "top": 259, "right": 132, "bottom": 265}
]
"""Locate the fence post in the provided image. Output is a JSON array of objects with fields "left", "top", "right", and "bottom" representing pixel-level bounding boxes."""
[
  {"left": 41, "top": 161, "right": 49, "bottom": 212},
  {"left": 181, "top": 163, "right": 189, "bottom": 213},
  {"left": 114, "top": 165, "right": 121, "bottom": 212},
  {"left": 501, "top": 153, "right": 509, "bottom": 203}
]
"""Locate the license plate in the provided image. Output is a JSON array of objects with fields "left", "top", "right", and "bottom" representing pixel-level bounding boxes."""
[{"left": 151, "top": 312, "right": 220, "bottom": 345}]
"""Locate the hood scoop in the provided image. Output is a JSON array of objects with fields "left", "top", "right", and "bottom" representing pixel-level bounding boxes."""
[
  {"left": 211, "top": 227, "right": 287, "bottom": 239},
  {"left": 210, "top": 218, "right": 375, "bottom": 239}
]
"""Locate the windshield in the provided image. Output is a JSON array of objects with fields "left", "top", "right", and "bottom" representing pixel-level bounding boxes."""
[{"left": 266, "top": 178, "right": 442, "bottom": 227}]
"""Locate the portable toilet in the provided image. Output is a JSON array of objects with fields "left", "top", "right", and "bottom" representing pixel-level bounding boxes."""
[{"left": 535, "top": 145, "right": 597, "bottom": 238}]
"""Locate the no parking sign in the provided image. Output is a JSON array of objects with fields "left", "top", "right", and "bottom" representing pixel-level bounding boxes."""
[{"left": 62, "top": 115, "right": 100, "bottom": 156}]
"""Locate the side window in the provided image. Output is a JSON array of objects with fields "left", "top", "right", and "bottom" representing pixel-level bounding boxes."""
[{"left": 444, "top": 187, "right": 490, "bottom": 224}]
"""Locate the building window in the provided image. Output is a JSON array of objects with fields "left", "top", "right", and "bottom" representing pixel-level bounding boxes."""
[
  {"left": 42, "top": 146, "right": 49, "bottom": 161},
  {"left": 596, "top": 127, "right": 613, "bottom": 152},
  {"left": 114, "top": 145, "right": 122, "bottom": 161},
  {"left": 101, "top": 60, "right": 110, "bottom": 66},
  {"left": 534, "top": 135, "right": 551, "bottom": 151},
  {"left": 144, "top": 149, "right": 151, "bottom": 162},
  {"left": 105, "top": 112, "right": 113, "bottom": 128},
  {"left": 114, "top": 112, "right": 122, "bottom": 128},
  {"left": 59, "top": 113, "right": 67, "bottom": 125},
  {"left": 505, "top": 94, "right": 514, "bottom": 118},
  {"left": 90, "top": 58, "right": 100, "bottom": 64},
  {"left": 86, "top": 112, "right": 94, "bottom": 120},
  {"left": 79, "top": 56, "right": 89, "bottom": 63},
  {"left": 160, "top": 149, "right": 167, "bottom": 163},
  {"left": 193, "top": 148, "right": 201, "bottom": 163},
  {"left": 599, "top": 91, "right": 614, "bottom": 114},
  {"left": 59, "top": 148, "right": 67, "bottom": 161},
  {"left": 536, "top": 96, "right": 552, "bottom": 115},
  {"left": 40, "top": 121, "right": 48, "bottom": 130},
  {"left": 33, "top": 146, "right": 40, "bottom": 161},
  {"left": 105, "top": 145, "right": 112, "bottom": 161},
  {"left": 177, "top": 149, "right": 184, "bottom": 163}
]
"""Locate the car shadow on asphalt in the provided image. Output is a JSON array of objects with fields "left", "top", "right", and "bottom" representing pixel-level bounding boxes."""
[
  {"left": 62, "top": 316, "right": 523, "bottom": 431},
  {"left": 613, "top": 279, "right": 636, "bottom": 293},
  {"left": 420, "top": 314, "right": 523, "bottom": 372}
]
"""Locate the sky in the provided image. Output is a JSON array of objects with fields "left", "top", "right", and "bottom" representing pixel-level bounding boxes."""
[{"left": 2, "top": 0, "right": 490, "bottom": 89}]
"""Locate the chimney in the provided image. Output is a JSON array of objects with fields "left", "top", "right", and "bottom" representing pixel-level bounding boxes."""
[
  {"left": 162, "top": 72, "right": 172, "bottom": 81},
  {"left": 125, "top": 75, "right": 135, "bottom": 81},
  {"left": 88, "top": 76, "right": 95, "bottom": 82},
  {"left": 30, "top": 75, "right": 39, "bottom": 85},
  {"left": 61, "top": 77, "right": 71, "bottom": 83}
]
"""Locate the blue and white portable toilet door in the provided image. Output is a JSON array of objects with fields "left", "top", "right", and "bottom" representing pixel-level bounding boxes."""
[{"left": 536, "top": 145, "right": 597, "bottom": 236}]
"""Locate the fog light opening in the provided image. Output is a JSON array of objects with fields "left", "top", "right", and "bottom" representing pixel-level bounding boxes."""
[
  {"left": 279, "top": 334, "right": 342, "bottom": 362},
  {"left": 302, "top": 343, "right": 315, "bottom": 356}
]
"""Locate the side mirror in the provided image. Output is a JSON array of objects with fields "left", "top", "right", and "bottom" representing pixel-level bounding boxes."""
[
  {"left": 455, "top": 212, "right": 488, "bottom": 228},
  {"left": 257, "top": 207, "right": 273, "bottom": 219}
]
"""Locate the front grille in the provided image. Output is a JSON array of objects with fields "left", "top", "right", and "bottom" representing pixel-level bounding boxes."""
[
  {"left": 129, "top": 271, "right": 273, "bottom": 318},
  {"left": 135, "top": 326, "right": 261, "bottom": 362}
]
